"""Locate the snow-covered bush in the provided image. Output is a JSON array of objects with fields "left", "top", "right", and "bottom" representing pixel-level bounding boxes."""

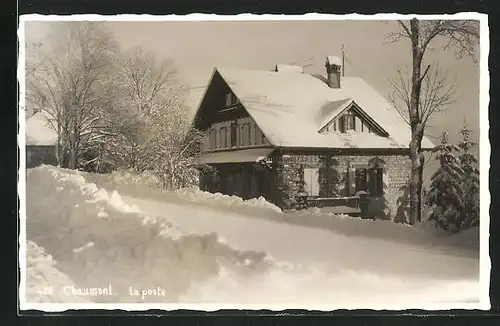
[
  {"left": 426, "top": 131, "right": 464, "bottom": 233},
  {"left": 457, "top": 123, "right": 480, "bottom": 229},
  {"left": 426, "top": 126, "right": 480, "bottom": 233}
]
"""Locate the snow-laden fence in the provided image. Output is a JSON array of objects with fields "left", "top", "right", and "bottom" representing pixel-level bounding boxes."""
[{"left": 25, "top": 166, "right": 270, "bottom": 303}]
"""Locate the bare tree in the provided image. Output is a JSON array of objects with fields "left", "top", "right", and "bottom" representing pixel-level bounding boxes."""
[
  {"left": 389, "top": 64, "right": 458, "bottom": 223},
  {"left": 386, "top": 19, "right": 479, "bottom": 224},
  {"left": 26, "top": 22, "right": 117, "bottom": 169}
]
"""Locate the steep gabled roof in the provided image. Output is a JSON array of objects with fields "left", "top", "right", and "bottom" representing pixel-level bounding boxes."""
[{"left": 206, "top": 67, "right": 434, "bottom": 149}]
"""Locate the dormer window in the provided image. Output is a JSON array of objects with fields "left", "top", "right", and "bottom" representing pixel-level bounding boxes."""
[{"left": 339, "top": 112, "right": 356, "bottom": 133}]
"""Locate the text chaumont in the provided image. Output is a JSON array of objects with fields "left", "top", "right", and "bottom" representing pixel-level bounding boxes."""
[{"left": 63, "top": 285, "right": 116, "bottom": 297}]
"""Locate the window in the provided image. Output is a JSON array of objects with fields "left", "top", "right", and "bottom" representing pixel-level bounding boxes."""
[
  {"left": 219, "top": 127, "right": 228, "bottom": 148},
  {"left": 338, "top": 113, "right": 356, "bottom": 133},
  {"left": 355, "top": 168, "right": 368, "bottom": 192},
  {"left": 368, "top": 167, "right": 384, "bottom": 195},
  {"left": 241, "top": 123, "right": 251, "bottom": 146},
  {"left": 247, "top": 123, "right": 252, "bottom": 145},
  {"left": 231, "top": 121, "right": 237, "bottom": 147},
  {"left": 209, "top": 129, "right": 216, "bottom": 149},
  {"left": 339, "top": 116, "right": 346, "bottom": 133},
  {"left": 225, "top": 93, "right": 232, "bottom": 107},
  {"left": 352, "top": 167, "right": 384, "bottom": 196},
  {"left": 303, "top": 168, "right": 320, "bottom": 196},
  {"left": 225, "top": 93, "right": 239, "bottom": 108}
]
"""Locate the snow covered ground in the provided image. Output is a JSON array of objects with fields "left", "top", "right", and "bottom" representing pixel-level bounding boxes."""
[{"left": 23, "top": 166, "right": 482, "bottom": 310}]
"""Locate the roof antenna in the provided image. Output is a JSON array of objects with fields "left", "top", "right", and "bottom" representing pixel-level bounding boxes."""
[{"left": 341, "top": 44, "right": 346, "bottom": 77}]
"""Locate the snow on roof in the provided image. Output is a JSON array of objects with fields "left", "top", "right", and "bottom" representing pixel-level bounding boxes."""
[
  {"left": 198, "top": 147, "right": 275, "bottom": 164},
  {"left": 275, "top": 64, "right": 304, "bottom": 73},
  {"left": 326, "top": 56, "right": 342, "bottom": 66},
  {"left": 215, "top": 67, "right": 435, "bottom": 149},
  {"left": 26, "top": 110, "right": 58, "bottom": 146}
]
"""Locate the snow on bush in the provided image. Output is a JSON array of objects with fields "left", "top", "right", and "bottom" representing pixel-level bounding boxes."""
[{"left": 25, "top": 165, "right": 270, "bottom": 303}]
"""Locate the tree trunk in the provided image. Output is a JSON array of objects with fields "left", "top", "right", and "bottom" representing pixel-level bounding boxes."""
[
  {"left": 417, "top": 151, "right": 425, "bottom": 222},
  {"left": 408, "top": 18, "right": 424, "bottom": 225},
  {"left": 55, "top": 139, "right": 63, "bottom": 167}
]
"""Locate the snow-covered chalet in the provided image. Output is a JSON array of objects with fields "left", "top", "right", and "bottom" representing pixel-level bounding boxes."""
[{"left": 193, "top": 56, "right": 434, "bottom": 218}]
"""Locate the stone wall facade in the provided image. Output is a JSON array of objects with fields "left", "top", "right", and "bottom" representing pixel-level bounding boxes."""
[{"left": 274, "top": 150, "right": 411, "bottom": 220}]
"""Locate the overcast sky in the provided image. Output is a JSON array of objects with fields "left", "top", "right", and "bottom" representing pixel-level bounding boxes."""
[{"left": 24, "top": 19, "right": 481, "bottom": 147}]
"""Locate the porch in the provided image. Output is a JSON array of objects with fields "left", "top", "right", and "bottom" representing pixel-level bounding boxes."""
[{"left": 198, "top": 148, "right": 275, "bottom": 201}]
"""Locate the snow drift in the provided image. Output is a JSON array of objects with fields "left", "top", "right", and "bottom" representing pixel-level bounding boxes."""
[
  {"left": 83, "top": 168, "right": 284, "bottom": 216},
  {"left": 26, "top": 240, "right": 89, "bottom": 303},
  {"left": 24, "top": 165, "right": 481, "bottom": 308},
  {"left": 25, "top": 166, "right": 270, "bottom": 303},
  {"left": 83, "top": 167, "right": 479, "bottom": 254}
]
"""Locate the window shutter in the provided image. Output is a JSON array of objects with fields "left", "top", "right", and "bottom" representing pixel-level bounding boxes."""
[
  {"left": 368, "top": 168, "right": 376, "bottom": 194},
  {"left": 347, "top": 167, "right": 356, "bottom": 196},
  {"left": 382, "top": 168, "right": 388, "bottom": 195},
  {"left": 250, "top": 121, "right": 256, "bottom": 145},
  {"left": 231, "top": 121, "right": 237, "bottom": 147},
  {"left": 247, "top": 123, "right": 252, "bottom": 146},
  {"left": 303, "top": 168, "right": 319, "bottom": 196},
  {"left": 355, "top": 168, "right": 367, "bottom": 192},
  {"left": 378, "top": 167, "right": 385, "bottom": 195}
]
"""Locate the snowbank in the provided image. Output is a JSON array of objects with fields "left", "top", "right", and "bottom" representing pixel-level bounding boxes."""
[
  {"left": 25, "top": 166, "right": 270, "bottom": 303},
  {"left": 26, "top": 240, "right": 89, "bottom": 303},
  {"left": 83, "top": 168, "right": 284, "bottom": 217},
  {"left": 82, "top": 168, "right": 479, "bottom": 254},
  {"left": 24, "top": 166, "right": 480, "bottom": 307},
  {"left": 173, "top": 188, "right": 283, "bottom": 214}
]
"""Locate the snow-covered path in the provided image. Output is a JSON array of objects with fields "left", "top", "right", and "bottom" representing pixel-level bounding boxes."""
[{"left": 123, "top": 195, "right": 480, "bottom": 305}]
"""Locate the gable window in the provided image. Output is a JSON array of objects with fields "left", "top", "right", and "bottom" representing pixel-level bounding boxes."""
[
  {"left": 225, "top": 93, "right": 232, "bottom": 107},
  {"left": 225, "top": 93, "right": 239, "bottom": 108},
  {"left": 339, "top": 112, "right": 356, "bottom": 133},
  {"left": 219, "top": 127, "right": 228, "bottom": 148}
]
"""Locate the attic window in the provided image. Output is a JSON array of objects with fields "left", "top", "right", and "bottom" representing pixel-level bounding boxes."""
[
  {"left": 225, "top": 93, "right": 239, "bottom": 108},
  {"left": 338, "top": 113, "right": 356, "bottom": 133}
]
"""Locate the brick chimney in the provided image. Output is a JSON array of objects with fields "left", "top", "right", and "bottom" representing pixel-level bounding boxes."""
[{"left": 325, "top": 56, "right": 342, "bottom": 89}]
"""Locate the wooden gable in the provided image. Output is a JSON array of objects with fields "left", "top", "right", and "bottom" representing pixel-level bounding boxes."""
[
  {"left": 193, "top": 70, "right": 249, "bottom": 130},
  {"left": 318, "top": 102, "right": 389, "bottom": 137}
]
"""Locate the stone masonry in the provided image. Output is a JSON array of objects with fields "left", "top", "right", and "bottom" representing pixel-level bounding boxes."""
[{"left": 274, "top": 151, "right": 411, "bottom": 220}]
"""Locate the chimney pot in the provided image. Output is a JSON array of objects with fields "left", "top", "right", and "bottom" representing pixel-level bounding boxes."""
[{"left": 325, "top": 56, "right": 342, "bottom": 89}]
